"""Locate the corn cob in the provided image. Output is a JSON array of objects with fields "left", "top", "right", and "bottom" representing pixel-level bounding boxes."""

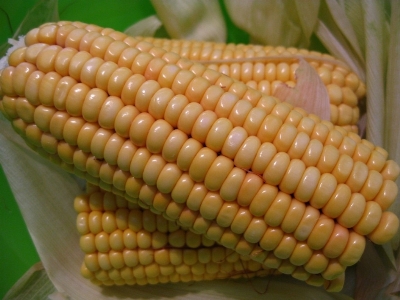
[
  {"left": 75, "top": 186, "right": 277, "bottom": 286},
  {"left": 75, "top": 185, "right": 346, "bottom": 290},
  {"left": 23, "top": 21, "right": 365, "bottom": 132},
  {"left": 8, "top": 23, "right": 385, "bottom": 165},
  {"left": 1, "top": 25, "right": 396, "bottom": 238},
  {"left": 131, "top": 36, "right": 363, "bottom": 133},
  {"left": 36, "top": 21, "right": 363, "bottom": 133},
  {"left": 2, "top": 47, "right": 396, "bottom": 241},
  {"left": 48, "top": 21, "right": 363, "bottom": 132},
  {"left": 0, "top": 22, "right": 399, "bottom": 292}
]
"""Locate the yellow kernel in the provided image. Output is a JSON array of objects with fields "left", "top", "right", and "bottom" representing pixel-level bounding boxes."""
[
  {"left": 236, "top": 173, "right": 263, "bottom": 207},
  {"left": 308, "top": 173, "right": 337, "bottom": 209},
  {"left": 200, "top": 192, "right": 223, "bottom": 220},
  {"left": 95, "top": 231, "right": 110, "bottom": 253},
  {"left": 294, "top": 167, "right": 321, "bottom": 202},
  {"left": 219, "top": 168, "right": 246, "bottom": 201},
  {"left": 264, "top": 192, "right": 291, "bottom": 227},
  {"left": 231, "top": 208, "right": 252, "bottom": 234},
  {"left": 322, "top": 183, "right": 351, "bottom": 218},
  {"left": 281, "top": 199, "right": 306, "bottom": 233},
  {"left": 80, "top": 233, "right": 96, "bottom": 253}
]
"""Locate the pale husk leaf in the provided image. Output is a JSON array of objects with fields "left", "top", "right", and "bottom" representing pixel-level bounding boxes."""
[
  {"left": 223, "top": 0, "right": 303, "bottom": 47},
  {"left": 123, "top": 15, "right": 163, "bottom": 38},
  {"left": 314, "top": 3, "right": 365, "bottom": 81},
  {"left": 385, "top": 0, "right": 400, "bottom": 251},
  {"left": 355, "top": 242, "right": 397, "bottom": 300},
  {"left": 323, "top": 0, "right": 364, "bottom": 64},
  {"left": 149, "top": 0, "right": 226, "bottom": 42},
  {"left": 338, "top": 0, "right": 366, "bottom": 55},
  {"left": 273, "top": 58, "right": 331, "bottom": 121},
  {"left": 3, "top": 262, "right": 57, "bottom": 300},
  {"left": 363, "top": 0, "right": 388, "bottom": 148},
  {"left": 293, "top": 0, "right": 321, "bottom": 47}
]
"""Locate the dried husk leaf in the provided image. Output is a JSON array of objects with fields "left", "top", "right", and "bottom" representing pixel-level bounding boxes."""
[
  {"left": 338, "top": 0, "right": 366, "bottom": 55},
  {"left": 3, "top": 262, "right": 57, "bottom": 300},
  {"left": 273, "top": 58, "right": 331, "bottom": 121}
]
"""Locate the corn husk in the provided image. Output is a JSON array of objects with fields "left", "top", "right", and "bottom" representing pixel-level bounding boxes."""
[
  {"left": 150, "top": 0, "right": 226, "bottom": 42},
  {"left": 223, "top": 0, "right": 320, "bottom": 48},
  {"left": 124, "top": 15, "right": 163, "bottom": 38},
  {"left": 273, "top": 58, "right": 331, "bottom": 121}
]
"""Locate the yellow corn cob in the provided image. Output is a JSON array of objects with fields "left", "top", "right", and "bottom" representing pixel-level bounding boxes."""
[
  {"left": 1, "top": 49, "right": 396, "bottom": 241},
  {"left": 131, "top": 36, "right": 363, "bottom": 133},
  {"left": 31, "top": 21, "right": 363, "bottom": 133},
  {"left": 44, "top": 21, "right": 363, "bottom": 132},
  {"left": 75, "top": 186, "right": 277, "bottom": 286},
  {"left": 75, "top": 185, "right": 345, "bottom": 290},
  {"left": 21, "top": 22, "right": 365, "bottom": 133},
  {"left": 22, "top": 21, "right": 363, "bottom": 133},
  {"left": 0, "top": 21, "right": 399, "bottom": 292},
  {"left": 8, "top": 23, "right": 384, "bottom": 166}
]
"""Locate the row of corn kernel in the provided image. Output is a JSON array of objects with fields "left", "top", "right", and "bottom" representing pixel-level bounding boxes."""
[
  {"left": 76, "top": 187, "right": 343, "bottom": 291},
  {"left": 113, "top": 34, "right": 364, "bottom": 96},
  {"left": 80, "top": 262, "right": 274, "bottom": 287},
  {"left": 100, "top": 30, "right": 364, "bottom": 131},
  {"left": 0, "top": 92, "right": 393, "bottom": 255},
  {"left": 25, "top": 21, "right": 363, "bottom": 131},
  {"left": 0, "top": 60, "right": 394, "bottom": 251},
  {"left": 4, "top": 45, "right": 396, "bottom": 205},
  {"left": 0, "top": 62, "right": 394, "bottom": 225},
  {"left": 7, "top": 27, "right": 376, "bottom": 175},
  {"left": 14, "top": 116, "right": 366, "bottom": 284},
  {"left": 12, "top": 117, "right": 357, "bottom": 285},
  {"left": 9, "top": 126, "right": 349, "bottom": 292},
  {"left": 9, "top": 36, "right": 389, "bottom": 182},
  {"left": 28, "top": 21, "right": 363, "bottom": 98},
  {"left": 0, "top": 89, "right": 390, "bottom": 255}
]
